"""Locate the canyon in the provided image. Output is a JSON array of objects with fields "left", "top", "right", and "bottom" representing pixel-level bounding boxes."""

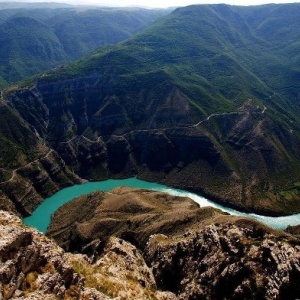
[{"left": 1, "top": 3, "right": 300, "bottom": 299}]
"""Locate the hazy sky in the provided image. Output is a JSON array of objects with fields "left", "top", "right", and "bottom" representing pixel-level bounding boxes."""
[{"left": 64, "top": 0, "right": 300, "bottom": 8}]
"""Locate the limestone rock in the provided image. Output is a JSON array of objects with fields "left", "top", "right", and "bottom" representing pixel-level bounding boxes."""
[
  {"left": 95, "top": 237, "right": 156, "bottom": 289},
  {"left": 80, "top": 288, "right": 111, "bottom": 300},
  {"left": 0, "top": 210, "right": 83, "bottom": 299},
  {"left": 66, "top": 237, "right": 177, "bottom": 300},
  {"left": 145, "top": 222, "right": 300, "bottom": 300},
  {"left": 0, "top": 210, "right": 177, "bottom": 299}
]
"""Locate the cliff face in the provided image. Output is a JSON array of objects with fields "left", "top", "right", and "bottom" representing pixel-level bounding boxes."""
[
  {"left": 146, "top": 224, "right": 300, "bottom": 300},
  {"left": 0, "top": 98, "right": 82, "bottom": 216},
  {"left": 0, "top": 149, "right": 82, "bottom": 216},
  {"left": 7, "top": 79, "right": 300, "bottom": 216}
]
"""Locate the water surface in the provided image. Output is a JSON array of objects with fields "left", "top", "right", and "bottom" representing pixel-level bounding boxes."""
[{"left": 23, "top": 178, "right": 300, "bottom": 232}]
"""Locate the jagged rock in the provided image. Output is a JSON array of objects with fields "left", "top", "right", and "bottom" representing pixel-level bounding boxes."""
[
  {"left": 66, "top": 237, "right": 177, "bottom": 300},
  {"left": 95, "top": 237, "right": 156, "bottom": 289},
  {"left": 80, "top": 288, "right": 110, "bottom": 300},
  {"left": 145, "top": 222, "right": 300, "bottom": 300},
  {"left": 12, "top": 292, "right": 57, "bottom": 299},
  {"left": 0, "top": 210, "right": 178, "bottom": 299},
  {"left": 0, "top": 211, "right": 83, "bottom": 299}
]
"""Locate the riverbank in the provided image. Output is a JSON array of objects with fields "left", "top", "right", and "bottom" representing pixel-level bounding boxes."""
[{"left": 23, "top": 178, "right": 300, "bottom": 232}]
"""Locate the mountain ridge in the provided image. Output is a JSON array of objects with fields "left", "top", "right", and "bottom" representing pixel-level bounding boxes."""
[
  {"left": 2, "top": 3, "right": 300, "bottom": 216},
  {"left": 0, "top": 6, "right": 168, "bottom": 88}
]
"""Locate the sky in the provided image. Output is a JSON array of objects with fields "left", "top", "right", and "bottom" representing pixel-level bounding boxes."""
[{"left": 54, "top": 0, "right": 300, "bottom": 8}]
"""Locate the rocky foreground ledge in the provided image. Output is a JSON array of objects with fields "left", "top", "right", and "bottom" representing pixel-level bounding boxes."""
[
  {"left": 0, "top": 209, "right": 175, "bottom": 299},
  {"left": 1, "top": 188, "right": 300, "bottom": 299}
]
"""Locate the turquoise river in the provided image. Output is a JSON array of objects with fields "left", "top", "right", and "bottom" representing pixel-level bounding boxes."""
[{"left": 23, "top": 178, "right": 300, "bottom": 232}]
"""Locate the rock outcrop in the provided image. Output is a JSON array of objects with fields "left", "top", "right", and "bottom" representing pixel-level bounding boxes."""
[
  {"left": 0, "top": 210, "right": 83, "bottom": 299},
  {"left": 146, "top": 222, "right": 300, "bottom": 300},
  {"left": 66, "top": 237, "right": 177, "bottom": 300},
  {"left": 0, "top": 210, "right": 177, "bottom": 299}
]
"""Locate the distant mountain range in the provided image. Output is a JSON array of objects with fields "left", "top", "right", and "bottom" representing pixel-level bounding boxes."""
[
  {"left": 0, "top": 5, "right": 168, "bottom": 88},
  {"left": 0, "top": 1, "right": 73, "bottom": 8},
  {"left": 1, "top": 3, "right": 300, "bottom": 217}
]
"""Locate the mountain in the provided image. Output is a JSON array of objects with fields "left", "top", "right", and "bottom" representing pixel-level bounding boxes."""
[
  {"left": 0, "top": 16, "right": 67, "bottom": 85},
  {"left": 49, "top": 8, "right": 171, "bottom": 60},
  {"left": 0, "top": 1, "right": 73, "bottom": 9},
  {"left": 2, "top": 3, "right": 300, "bottom": 216},
  {"left": 0, "top": 7, "right": 168, "bottom": 88}
]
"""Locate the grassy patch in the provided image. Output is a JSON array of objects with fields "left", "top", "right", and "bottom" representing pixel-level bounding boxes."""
[{"left": 70, "top": 257, "right": 159, "bottom": 300}]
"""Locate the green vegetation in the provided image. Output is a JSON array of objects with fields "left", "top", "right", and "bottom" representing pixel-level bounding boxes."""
[
  {"left": 0, "top": 104, "right": 40, "bottom": 171},
  {"left": 3, "top": 4, "right": 300, "bottom": 117},
  {"left": 0, "top": 16, "right": 67, "bottom": 84},
  {"left": 0, "top": 7, "right": 168, "bottom": 87},
  {"left": 69, "top": 256, "right": 160, "bottom": 299},
  {"left": 37, "top": 4, "right": 300, "bottom": 119},
  {"left": 3, "top": 3, "right": 300, "bottom": 215}
]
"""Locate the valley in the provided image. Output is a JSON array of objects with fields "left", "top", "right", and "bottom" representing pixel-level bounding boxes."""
[{"left": 3, "top": 3, "right": 300, "bottom": 216}]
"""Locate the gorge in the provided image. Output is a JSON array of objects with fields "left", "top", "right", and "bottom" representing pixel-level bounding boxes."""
[
  {"left": 2, "top": 4, "right": 300, "bottom": 219},
  {"left": 1, "top": 3, "right": 300, "bottom": 299}
]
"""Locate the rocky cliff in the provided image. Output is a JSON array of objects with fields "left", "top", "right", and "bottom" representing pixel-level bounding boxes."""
[
  {"left": 1, "top": 186, "right": 300, "bottom": 299},
  {"left": 0, "top": 210, "right": 176, "bottom": 299},
  {"left": 0, "top": 97, "right": 82, "bottom": 216},
  {"left": 47, "top": 188, "right": 300, "bottom": 299},
  {"left": 0, "top": 210, "right": 84, "bottom": 299},
  {"left": 146, "top": 223, "right": 300, "bottom": 299}
]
